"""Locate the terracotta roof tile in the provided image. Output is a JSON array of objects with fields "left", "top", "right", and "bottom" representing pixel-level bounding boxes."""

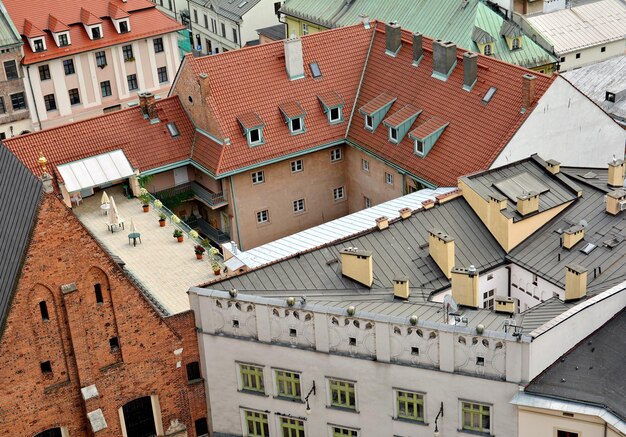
[
  {"left": 384, "top": 104, "right": 422, "bottom": 127},
  {"left": 359, "top": 92, "right": 397, "bottom": 114},
  {"left": 48, "top": 15, "right": 69, "bottom": 33},
  {"left": 279, "top": 101, "right": 306, "bottom": 119},
  {"left": 80, "top": 7, "right": 102, "bottom": 25},
  {"left": 109, "top": 2, "right": 130, "bottom": 19},
  {"left": 3, "top": 97, "right": 194, "bottom": 181},
  {"left": 317, "top": 90, "right": 345, "bottom": 108},
  {"left": 192, "top": 131, "right": 223, "bottom": 174},
  {"left": 237, "top": 112, "right": 264, "bottom": 129},
  {"left": 409, "top": 117, "right": 448, "bottom": 139},
  {"left": 23, "top": 20, "right": 45, "bottom": 38}
]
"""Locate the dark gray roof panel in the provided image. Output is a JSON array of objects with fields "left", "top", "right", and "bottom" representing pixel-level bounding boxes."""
[
  {"left": 0, "top": 146, "right": 42, "bottom": 334},
  {"left": 257, "top": 24, "right": 286, "bottom": 40},
  {"left": 525, "top": 308, "right": 626, "bottom": 421}
]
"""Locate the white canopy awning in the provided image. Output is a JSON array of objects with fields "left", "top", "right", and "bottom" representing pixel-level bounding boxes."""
[{"left": 57, "top": 150, "right": 134, "bottom": 193}]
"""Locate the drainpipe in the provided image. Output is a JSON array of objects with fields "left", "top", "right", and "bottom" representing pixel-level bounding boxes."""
[
  {"left": 229, "top": 175, "right": 243, "bottom": 249},
  {"left": 237, "top": 22, "right": 242, "bottom": 48},
  {"left": 26, "top": 65, "right": 42, "bottom": 130}
]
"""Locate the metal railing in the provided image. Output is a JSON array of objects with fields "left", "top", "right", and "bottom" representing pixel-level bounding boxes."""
[
  {"left": 187, "top": 216, "right": 231, "bottom": 244},
  {"left": 154, "top": 182, "right": 227, "bottom": 208}
]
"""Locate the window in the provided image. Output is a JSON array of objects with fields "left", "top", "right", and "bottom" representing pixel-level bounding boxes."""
[
  {"left": 248, "top": 127, "right": 263, "bottom": 145},
  {"left": 302, "top": 23, "right": 309, "bottom": 35},
  {"left": 251, "top": 171, "right": 264, "bottom": 184},
  {"left": 38, "top": 65, "right": 51, "bottom": 81},
  {"left": 39, "top": 301, "right": 49, "bottom": 321},
  {"left": 256, "top": 210, "right": 269, "bottom": 224},
  {"left": 233, "top": 28, "right": 238, "bottom": 44},
  {"left": 476, "top": 356, "right": 485, "bottom": 366},
  {"left": 483, "top": 289, "right": 494, "bottom": 310},
  {"left": 123, "top": 44, "right": 134, "bottom": 61},
  {"left": 95, "top": 283, "right": 103, "bottom": 303},
  {"left": 95, "top": 51, "right": 107, "bottom": 68},
  {"left": 332, "top": 427, "right": 357, "bottom": 437},
  {"left": 10, "top": 92, "right": 26, "bottom": 110},
  {"left": 364, "top": 114, "right": 373, "bottom": 129},
  {"left": 484, "top": 44, "right": 492, "bottom": 55},
  {"left": 364, "top": 196, "right": 371, "bottom": 208},
  {"left": 239, "top": 363, "right": 265, "bottom": 393},
  {"left": 34, "top": 428, "right": 63, "bottom": 437},
  {"left": 122, "top": 396, "right": 156, "bottom": 437},
  {"left": 275, "top": 370, "right": 301, "bottom": 399},
  {"left": 58, "top": 33, "right": 69, "bottom": 47},
  {"left": 310, "top": 62, "right": 321, "bottom": 78},
  {"left": 44, "top": 94, "right": 57, "bottom": 111},
  {"left": 389, "top": 127, "right": 398, "bottom": 143},
  {"left": 211, "top": 18, "right": 217, "bottom": 33},
  {"left": 109, "top": 337, "right": 119, "bottom": 351},
  {"left": 385, "top": 172, "right": 393, "bottom": 185},
  {"left": 333, "top": 186, "right": 345, "bottom": 201},
  {"left": 100, "top": 81, "right": 112, "bottom": 97},
  {"left": 532, "top": 273, "right": 538, "bottom": 286},
  {"left": 33, "top": 38, "right": 45, "bottom": 52},
  {"left": 557, "top": 431, "right": 579, "bottom": 437},
  {"left": 204, "top": 14, "right": 208, "bottom": 28},
  {"left": 291, "top": 159, "right": 303, "bottom": 173},
  {"left": 575, "top": 53, "right": 581, "bottom": 59},
  {"left": 415, "top": 139, "right": 425, "bottom": 156},
  {"left": 244, "top": 410, "right": 269, "bottom": 437},
  {"left": 461, "top": 401, "right": 491, "bottom": 434},
  {"left": 279, "top": 417, "right": 305, "bottom": 437},
  {"left": 329, "top": 379, "right": 356, "bottom": 410},
  {"left": 91, "top": 27, "right": 101, "bottom": 39},
  {"left": 186, "top": 361, "right": 201, "bottom": 381},
  {"left": 221, "top": 23, "right": 226, "bottom": 37},
  {"left": 512, "top": 38, "right": 520, "bottom": 49},
  {"left": 119, "top": 20, "right": 129, "bottom": 33},
  {"left": 396, "top": 390, "right": 424, "bottom": 422},
  {"left": 127, "top": 74, "right": 138, "bottom": 91},
  {"left": 194, "top": 9, "right": 198, "bottom": 23},
  {"left": 329, "top": 106, "right": 341, "bottom": 123},
  {"left": 600, "top": 46, "right": 606, "bottom": 53},
  {"left": 293, "top": 198, "right": 305, "bottom": 213},
  {"left": 68, "top": 88, "right": 80, "bottom": 105},
  {"left": 560, "top": 56, "right": 566, "bottom": 63},
  {"left": 40, "top": 361, "right": 52, "bottom": 374},
  {"left": 195, "top": 418, "right": 209, "bottom": 437},
  {"left": 411, "top": 346, "right": 419, "bottom": 355},
  {"left": 362, "top": 159, "right": 369, "bottom": 172},
  {"left": 290, "top": 116, "right": 304, "bottom": 133},
  {"left": 330, "top": 148, "right": 342, "bottom": 162},
  {"left": 154, "top": 37, "right": 164, "bottom": 53},
  {"left": 157, "top": 66, "right": 168, "bottom": 83},
  {"left": 4, "top": 60, "right": 18, "bottom": 80},
  {"left": 0, "top": 97, "right": 6, "bottom": 114},
  {"left": 63, "top": 59, "right": 75, "bottom": 75},
  {"left": 167, "top": 122, "right": 179, "bottom": 137}
]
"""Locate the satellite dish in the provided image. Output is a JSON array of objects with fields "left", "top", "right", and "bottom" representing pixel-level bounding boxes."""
[{"left": 443, "top": 294, "right": 459, "bottom": 313}]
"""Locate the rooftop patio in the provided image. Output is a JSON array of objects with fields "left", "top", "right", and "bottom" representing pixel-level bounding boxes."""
[{"left": 74, "top": 186, "right": 220, "bottom": 315}]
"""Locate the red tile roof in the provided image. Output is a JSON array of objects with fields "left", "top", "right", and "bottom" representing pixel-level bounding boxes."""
[
  {"left": 109, "top": 2, "right": 130, "bottom": 19},
  {"left": 48, "top": 15, "right": 69, "bottom": 33},
  {"left": 359, "top": 92, "right": 397, "bottom": 115},
  {"left": 384, "top": 104, "right": 422, "bottom": 127},
  {"left": 23, "top": 20, "right": 44, "bottom": 38},
  {"left": 409, "top": 117, "right": 449, "bottom": 139},
  {"left": 187, "top": 24, "right": 375, "bottom": 175},
  {"left": 279, "top": 101, "right": 306, "bottom": 119},
  {"left": 3, "top": 97, "right": 194, "bottom": 182},
  {"left": 80, "top": 7, "right": 102, "bottom": 25},
  {"left": 3, "top": 0, "right": 184, "bottom": 64},
  {"left": 317, "top": 90, "right": 345, "bottom": 108},
  {"left": 192, "top": 132, "right": 223, "bottom": 174},
  {"left": 237, "top": 112, "right": 264, "bottom": 129}
]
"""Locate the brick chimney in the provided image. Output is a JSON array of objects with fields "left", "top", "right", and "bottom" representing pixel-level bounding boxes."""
[
  {"left": 463, "top": 52, "right": 478, "bottom": 91},
  {"left": 138, "top": 92, "right": 158, "bottom": 121},
  {"left": 284, "top": 35, "right": 304, "bottom": 80},
  {"left": 564, "top": 264, "right": 587, "bottom": 301},
  {"left": 412, "top": 32, "right": 423, "bottom": 65},
  {"left": 340, "top": 248, "right": 373, "bottom": 287},
  {"left": 428, "top": 229, "right": 455, "bottom": 279},
  {"left": 608, "top": 157, "right": 625, "bottom": 188},
  {"left": 385, "top": 22, "right": 402, "bottom": 56},
  {"left": 432, "top": 40, "right": 457, "bottom": 79},
  {"left": 522, "top": 73, "right": 537, "bottom": 109}
]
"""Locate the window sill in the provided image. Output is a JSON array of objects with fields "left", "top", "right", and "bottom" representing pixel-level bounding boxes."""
[
  {"left": 187, "top": 378, "right": 204, "bottom": 385},
  {"left": 326, "top": 405, "right": 359, "bottom": 414},
  {"left": 238, "top": 389, "right": 268, "bottom": 397},
  {"left": 274, "top": 395, "right": 304, "bottom": 403},
  {"left": 293, "top": 210, "right": 307, "bottom": 216},
  {"left": 330, "top": 159, "right": 343, "bottom": 164},
  {"left": 458, "top": 428, "right": 492, "bottom": 436},
  {"left": 393, "top": 417, "right": 428, "bottom": 426}
]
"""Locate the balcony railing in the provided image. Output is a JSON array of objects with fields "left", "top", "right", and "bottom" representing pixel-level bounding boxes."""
[
  {"left": 187, "top": 216, "right": 231, "bottom": 245},
  {"left": 154, "top": 182, "right": 227, "bottom": 209}
]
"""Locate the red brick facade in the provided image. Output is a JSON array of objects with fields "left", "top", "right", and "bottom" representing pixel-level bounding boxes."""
[{"left": 0, "top": 194, "right": 207, "bottom": 436}]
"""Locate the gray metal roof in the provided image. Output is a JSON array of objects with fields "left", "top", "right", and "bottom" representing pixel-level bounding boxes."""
[
  {"left": 0, "top": 146, "right": 42, "bottom": 336},
  {"left": 525, "top": 308, "right": 626, "bottom": 422},
  {"left": 256, "top": 24, "right": 285, "bottom": 40},
  {"left": 217, "top": 0, "right": 262, "bottom": 22},
  {"left": 0, "top": 4, "right": 22, "bottom": 48}
]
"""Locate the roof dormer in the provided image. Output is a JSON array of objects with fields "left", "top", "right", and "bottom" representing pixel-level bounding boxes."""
[
  {"left": 48, "top": 15, "right": 71, "bottom": 47},
  {"left": 409, "top": 117, "right": 449, "bottom": 158},
  {"left": 317, "top": 91, "right": 345, "bottom": 125},
  {"left": 279, "top": 101, "right": 306, "bottom": 135},
  {"left": 359, "top": 93, "right": 397, "bottom": 132},
  {"left": 237, "top": 112, "right": 265, "bottom": 146},
  {"left": 23, "top": 20, "right": 46, "bottom": 53},
  {"left": 500, "top": 21, "right": 523, "bottom": 51},
  {"left": 109, "top": 2, "right": 131, "bottom": 34},
  {"left": 81, "top": 8, "right": 103, "bottom": 40},
  {"left": 472, "top": 26, "right": 495, "bottom": 56},
  {"left": 383, "top": 105, "right": 422, "bottom": 144}
]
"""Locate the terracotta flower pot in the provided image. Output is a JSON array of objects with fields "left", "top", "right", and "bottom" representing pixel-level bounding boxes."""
[
  {"left": 196, "top": 253, "right": 203, "bottom": 260},
  {"left": 143, "top": 205, "right": 150, "bottom": 213},
  {"left": 177, "top": 236, "right": 184, "bottom": 243},
  {"left": 159, "top": 219, "right": 166, "bottom": 227},
  {"left": 213, "top": 269, "right": 221, "bottom": 276}
]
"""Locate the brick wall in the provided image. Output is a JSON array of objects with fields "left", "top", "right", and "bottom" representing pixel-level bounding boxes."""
[{"left": 0, "top": 193, "right": 208, "bottom": 436}]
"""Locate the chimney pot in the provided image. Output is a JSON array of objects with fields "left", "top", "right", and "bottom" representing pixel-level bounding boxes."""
[
  {"left": 412, "top": 32, "right": 423, "bottom": 65},
  {"left": 393, "top": 277, "right": 410, "bottom": 300},
  {"left": 432, "top": 40, "right": 458, "bottom": 80},
  {"left": 385, "top": 22, "right": 402, "bottom": 56},
  {"left": 284, "top": 36, "right": 304, "bottom": 80},
  {"left": 376, "top": 216, "right": 389, "bottom": 230},
  {"left": 399, "top": 207, "right": 412, "bottom": 219},
  {"left": 463, "top": 52, "right": 478, "bottom": 91},
  {"left": 522, "top": 73, "right": 537, "bottom": 109}
]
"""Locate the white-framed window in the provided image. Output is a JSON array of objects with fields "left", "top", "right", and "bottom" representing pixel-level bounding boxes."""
[
  {"left": 364, "top": 114, "right": 373, "bottom": 130},
  {"left": 483, "top": 289, "right": 494, "bottom": 310},
  {"left": 385, "top": 172, "right": 394, "bottom": 185},
  {"left": 483, "top": 43, "right": 492, "bottom": 56},
  {"left": 364, "top": 196, "right": 371, "bottom": 208},
  {"left": 53, "top": 31, "right": 71, "bottom": 47},
  {"left": 414, "top": 139, "right": 425, "bottom": 156},
  {"left": 290, "top": 116, "right": 304, "bottom": 134},
  {"left": 293, "top": 198, "right": 305, "bottom": 213},
  {"left": 512, "top": 37, "right": 520, "bottom": 50},
  {"left": 291, "top": 159, "right": 303, "bottom": 173},
  {"left": 247, "top": 127, "right": 263, "bottom": 146},
  {"left": 302, "top": 23, "right": 309, "bottom": 35},
  {"left": 333, "top": 186, "right": 345, "bottom": 201},
  {"left": 88, "top": 24, "right": 103, "bottom": 40},
  {"left": 362, "top": 159, "right": 369, "bottom": 172},
  {"left": 460, "top": 400, "right": 492, "bottom": 434},
  {"left": 329, "top": 106, "right": 342, "bottom": 123},
  {"left": 394, "top": 389, "right": 425, "bottom": 423},
  {"left": 30, "top": 37, "right": 46, "bottom": 53},
  {"left": 389, "top": 126, "right": 398, "bottom": 143},
  {"left": 251, "top": 171, "right": 264, "bottom": 184},
  {"left": 330, "top": 148, "right": 342, "bottom": 162},
  {"left": 256, "top": 210, "right": 269, "bottom": 224},
  {"left": 113, "top": 18, "right": 130, "bottom": 34}
]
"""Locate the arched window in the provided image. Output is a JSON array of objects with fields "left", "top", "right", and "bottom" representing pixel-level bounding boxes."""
[
  {"left": 512, "top": 38, "right": 520, "bottom": 49},
  {"left": 484, "top": 44, "right": 492, "bottom": 56},
  {"left": 122, "top": 396, "right": 156, "bottom": 437}
]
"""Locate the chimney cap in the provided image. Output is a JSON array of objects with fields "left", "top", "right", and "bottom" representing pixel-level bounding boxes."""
[
  {"left": 523, "top": 73, "right": 537, "bottom": 80},
  {"left": 489, "top": 192, "right": 507, "bottom": 202},
  {"left": 606, "top": 188, "right": 626, "bottom": 199},
  {"left": 340, "top": 247, "right": 372, "bottom": 256},
  {"left": 517, "top": 190, "right": 539, "bottom": 200},
  {"left": 609, "top": 156, "right": 624, "bottom": 166},
  {"left": 564, "top": 224, "right": 584, "bottom": 234},
  {"left": 566, "top": 264, "right": 587, "bottom": 274},
  {"left": 429, "top": 228, "right": 454, "bottom": 242},
  {"left": 394, "top": 276, "right": 409, "bottom": 282},
  {"left": 546, "top": 159, "right": 561, "bottom": 166}
]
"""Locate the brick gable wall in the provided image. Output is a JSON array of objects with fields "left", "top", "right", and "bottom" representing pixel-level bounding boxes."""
[{"left": 0, "top": 193, "right": 207, "bottom": 436}]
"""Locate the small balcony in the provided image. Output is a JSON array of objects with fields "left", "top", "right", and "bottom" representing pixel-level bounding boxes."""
[{"left": 154, "top": 181, "right": 227, "bottom": 210}]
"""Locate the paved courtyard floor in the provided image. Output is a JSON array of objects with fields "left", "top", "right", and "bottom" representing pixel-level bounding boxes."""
[{"left": 74, "top": 187, "right": 218, "bottom": 314}]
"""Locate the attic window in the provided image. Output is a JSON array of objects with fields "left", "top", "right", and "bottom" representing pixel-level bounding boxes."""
[
  {"left": 329, "top": 107, "right": 342, "bottom": 123},
  {"left": 408, "top": 117, "right": 449, "bottom": 158},
  {"left": 415, "top": 139, "right": 425, "bottom": 156},
  {"left": 237, "top": 112, "right": 265, "bottom": 146},
  {"left": 57, "top": 33, "right": 70, "bottom": 47},
  {"left": 33, "top": 38, "right": 45, "bottom": 52},
  {"left": 365, "top": 114, "right": 373, "bottom": 130},
  {"left": 167, "top": 122, "right": 180, "bottom": 137},
  {"left": 317, "top": 91, "right": 345, "bottom": 125},
  {"left": 383, "top": 105, "right": 422, "bottom": 144},
  {"left": 483, "top": 43, "right": 493, "bottom": 56},
  {"left": 512, "top": 38, "right": 520, "bottom": 50},
  {"left": 606, "top": 92, "right": 616, "bottom": 102},
  {"left": 290, "top": 117, "right": 304, "bottom": 133},
  {"left": 482, "top": 87, "right": 497, "bottom": 103},
  {"left": 310, "top": 62, "right": 321, "bottom": 78},
  {"left": 280, "top": 101, "right": 306, "bottom": 135},
  {"left": 580, "top": 243, "right": 596, "bottom": 255},
  {"left": 118, "top": 19, "right": 130, "bottom": 34},
  {"left": 91, "top": 26, "right": 102, "bottom": 39},
  {"left": 389, "top": 127, "right": 398, "bottom": 143},
  {"left": 359, "top": 93, "right": 397, "bottom": 131},
  {"left": 248, "top": 128, "right": 262, "bottom": 145}
]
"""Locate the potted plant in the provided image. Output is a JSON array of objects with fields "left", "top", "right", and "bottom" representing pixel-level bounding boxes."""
[
  {"left": 139, "top": 188, "right": 151, "bottom": 213},
  {"left": 173, "top": 229, "right": 184, "bottom": 243},
  {"left": 194, "top": 245, "right": 206, "bottom": 260},
  {"left": 201, "top": 238, "right": 210, "bottom": 248},
  {"left": 209, "top": 247, "right": 221, "bottom": 275},
  {"left": 158, "top": 213, "right": 166, "bottom": 227},
  {"left": 154, "top": 199, "right": 163, "bottom": 209}
]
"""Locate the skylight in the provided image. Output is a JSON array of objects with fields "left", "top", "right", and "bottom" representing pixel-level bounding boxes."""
[
  {"left": 482, "top": 87, "right": 497, "bottom": 103},
  {"left": 580, "top": 243, "right": 597, "bottom": 255},
  {"left": 310, "top": 63, "right": 321, "bottom": 78},
  {"left": 167, "top": 122, "right": 180, "bottom": 137},
  {"left": 238, "top": 1, "right": 248, "bottom": 7}
]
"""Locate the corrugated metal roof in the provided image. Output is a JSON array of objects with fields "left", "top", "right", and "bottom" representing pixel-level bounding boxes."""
[
  {"left": 0, "top": 146, "right": 42, "bottom": 336},
  {"left": 525, "top": 0, "right": 626, "bottom": 54}
]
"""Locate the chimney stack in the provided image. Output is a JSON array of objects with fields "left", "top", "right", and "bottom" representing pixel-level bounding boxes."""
[
  {"left": 428, "top": 229, "right": 455, "bottom": 279},
  {"left": 393, "top": 277, "right": 410, "bottom": 299},
  {"left": 340, "top": 248, "right": 373, "bottom": 287},
  {"left": 385, "top": 22, "right": 402, "bottom": 56},
  {"left": 463, "top": 52, "right": 478, "bottom": 91},
  {"left": 451, "top": 265, "right": 479, "bottom": 308},
  {"left": 605, "top": 188, "right": 626, "bottom": 215},
  {"left": 375, "top": 216, "right": 389, "bottom": 230},
  {"left": 399, "top": 207, "right": 412, "bottom": 219},
  {"left": 412, "top": 32, "right": 423, "bottom": 65},
  {"left": 608, "top": 156, "right": 625, "bottom": 188},
  {"left": 545, "top": 159, "right": 561, "bottom": 175},
  {"left": 138, "top": 92, "right": 158, "bottom": 121},
  {"left": 562, "top": 225, "right": 584, "bottom": 249},
  {"left": 516, "top": 191, "right": 539, "bottom": 216},
  {"left": 284, "top": 35, "right": 304, "bottom": 81},
  {"left": 432, "top": 40, "right": 457, "bottom": 79},
  {"left": 522, "top": 73, "right": 537, "bottom": 109},
  {"left": 564, "top": 264, "right": 587, "bottom": 301}
]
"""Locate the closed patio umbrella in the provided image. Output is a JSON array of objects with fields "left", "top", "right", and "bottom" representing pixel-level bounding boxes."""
[
  {"left": 129, "top": 218, "right": 137, "bottom": 233},
  {"left": 108, "top": 196, "right": 120, "bottom": 226},
  {"left": 101, "top": 191, "right": 110, "bottom": 205}
]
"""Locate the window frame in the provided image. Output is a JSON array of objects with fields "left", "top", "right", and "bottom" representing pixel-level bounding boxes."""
[
  {"left": 388, "top": 126, "right": 398, "bottom": 143},
  {"left": 364, "top": 114, "right": 373, "bottom": 130},
  {"left": 289, "top": 116, "right": 304, "bottom": 134},
  {"left": 68, "top": 88, "right": 81, "bottom": 105},
  {"left": 274, "top": 369, "right": 302, "bottom": 400},
  {"left": 256, "top": 209, "right": 269, "bottom": 224},
  {"left": 122, "top": 44, "right": 134, "bottom": 61},
  {"left": 328, "top": 106, "right": 342, "bottom": 124},
  {"left": 483, "top": 43, "right": 492, "bottom": 56},
  {"left": 330, "top": 148, "right": 342, "bottom": 162},
  {"left": 38, "top": 65, "right": 51, "bottom": 81},
  {"left": 10, "top": 92, "right": 27, "bottom": 111},
  {"left": 414, "top": 139, "right": 425, "bottom": 157},
  {"left": 157, "top": 66, "right": 168, "bottom": 84},
  {"left": 293, "top": 198, "right": 305, "bottom": 214},
  {"left": 460, "top": 400, "right": 492, "bottom": 435},
  {"left": 95, "top": 51, "right": 107, "bottom": 68},
  {"left": 333, "top": 186, "right": 345, "bottom": 202},
  {"left": 127, "top": 74, "right": 138, "bottom": 91},
  {"left": 385, "top": 172, "right": 394, "bottom": 186},
  {"left": 153, "top": 37, "right": 164, "bottom": 53},
  {"left": 291, "top": 159, "right": 303, "bottom": 173},
  {"left": 239, "top": 363, "right": 265, "bottom": 393},
  {"left": 0, "top": 96, "right": 6, "bottom": 114},
  {"left": 362, "top": 159, "right": 369, "bottom": 172},
  {"left": 57, "top": 32, "right": 70, "bottom": 47},
  {"left": 251, "top": 170, "right": 264, "bottom": 185},
  {"left": 221, "top": 22, "right": 226, "bottom": 37},
  {"left": 247, "top": 127, "right": 263, "bottom": 146},
  {"left": 331, "top": 426, "right": 358, "bottom": 437},
  {"left": 32, "top": 38, "right": 45, "bottom": 52},
  {"left": 63, "top": 59, "right": 75, "bottom": 75},
  {"left": 364, "top": 196, "right": 371, "bottom": 208},
  {"left": 43, "top": 94, "right": 57, "bottom": 111},
  {"left": 242, "top": 409, "right": 270, "bottom": 437},
  {"left": 278, "top": 416, "right": 305, "bottom": 437},
  {"left": 4, "top": 60, "right": 18, "bottom": 80},
  {"left": 100, "top": 80, "right": 112, "bottom": 98},
  {"left": 394, "top": 389, "right": 425, "bottom": 423},
  {"left": 118, "top": 19, "right": 130, "bottom": 34},
  {"left": 91, "top": 25, "right": 102, "bottom": 40},
  {"left": 328, "top": 378, "right": 357, "bottom": 411}
]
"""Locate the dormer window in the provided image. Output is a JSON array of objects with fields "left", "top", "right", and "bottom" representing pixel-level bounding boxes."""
[
  {"left": 359, "top": 93, "right": 397, "bottom": 132},
  {"left": 483, "top": 43, "right": 493, "bottom": 56},
  {"left": 279, "top": 101, "right": 306, "bottom": 135},
  {"left": 415, "top": 139, "right": 425, "bottom": 156},
  {"left": 365, "top": 114, "right": 373, "bottom": 130},
  {"left": 32, "top": 38, "right": 45, "bottom": 53},
  {"left": 329, "top": 107, "right": 342, "bottom": 123},
  {"left": 58, "top": 33, "right": 69, "bottom": 47},
  {"left": 92, "top": 26, "right": 101, "bottom": 39},
  {"left": 317, "top": 90, "right": 345, "bottom": 126},
  {"left": 383, "top": 105, "right": 422, "bottom": 144},
  {"left": 237, "top": 112, "right": 265, "bottom": 147},
  {"left": 389, "top": 127, "right": 398, "bottom": 143},
  {"left": 500, "top": 21, "right": 523, "bottom": 52},
  {"left": 290, "top": 117, "right": 303, "bottom": 133},
  {"left": 119, "top": 19, "right": 129, "bottom": 33},
  {"left": 248, "top": 128, "right": 262, "bottom": 145},
  {"left": 409, "top": 117, "right": 449, "bottom": 158},
  {"left": 512, "top": 37, "right": 520, "bottom": 50}
]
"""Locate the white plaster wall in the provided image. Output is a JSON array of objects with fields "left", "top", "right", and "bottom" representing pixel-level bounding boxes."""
[
  {"left": 509, "top": 264, "right": 563, "bottom": 311},
  {"left": 240, "top": 0, "right": 282, "bottom": 44},
  {"left": 519, "top": 407, "right": 625, "bottom": 437},
  {"left": 493, "top": 77, "right": 626, "bottom": 169},
  {"left": 558, "top": 40, "right": 625, "bottom": 72}
]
